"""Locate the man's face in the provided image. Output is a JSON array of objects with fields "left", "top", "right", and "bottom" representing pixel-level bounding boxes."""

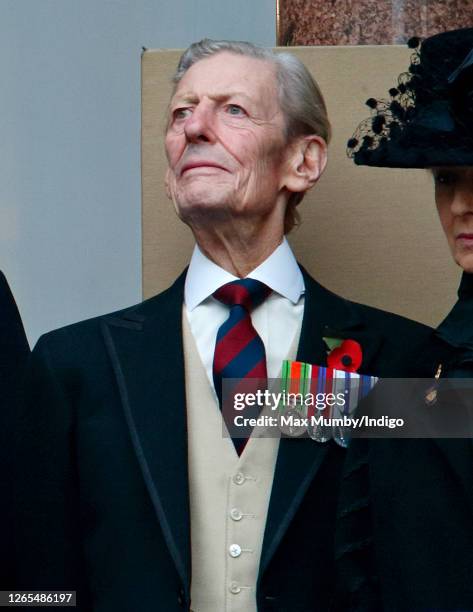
[
  {"left": 433, "top": 167, "right": 473, "bottom": 272},
  {"left": 165, "top": 52, "right": 292, "bottom": 225}
]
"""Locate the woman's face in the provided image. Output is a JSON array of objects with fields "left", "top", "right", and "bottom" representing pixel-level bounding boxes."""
[{"left": 433, "top": 166, "right": 473, "bottom": 273}]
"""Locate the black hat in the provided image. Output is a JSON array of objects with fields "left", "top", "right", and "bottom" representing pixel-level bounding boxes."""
[{"left": 348, "top": 28, "right": 473, "bottom": 168}]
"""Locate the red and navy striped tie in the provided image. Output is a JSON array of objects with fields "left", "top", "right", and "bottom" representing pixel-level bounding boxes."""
[{"left": 213, "top": 279, "right": 272, "bottom": 455}]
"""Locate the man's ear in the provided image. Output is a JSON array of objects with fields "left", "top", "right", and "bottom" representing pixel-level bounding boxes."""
[{"left": 281, "top": 135, "right": 328, "bottom": 194}]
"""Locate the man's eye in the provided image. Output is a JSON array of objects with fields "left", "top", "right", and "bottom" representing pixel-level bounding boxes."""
[
  {"left": 173, "top": 108, "right": 192, "bottom": 121},
  {"left": 226, "top": 104, "right": 246, "bottom": 116}
]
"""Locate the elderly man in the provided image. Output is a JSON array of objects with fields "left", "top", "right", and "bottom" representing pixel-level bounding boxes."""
[{"left": 15, "top": 40, "right": 431, "bottom": 611}]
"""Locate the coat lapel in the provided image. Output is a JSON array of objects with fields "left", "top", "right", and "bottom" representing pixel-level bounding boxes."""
[
  {"left": 101, "top": 270, "right": 191, "bottom": 596},
  {"left": 296, "top": 268, "right": 384, "bottom": 374},
  {"left": 260, "top": 268, "right": 384, "bottom": 576}
]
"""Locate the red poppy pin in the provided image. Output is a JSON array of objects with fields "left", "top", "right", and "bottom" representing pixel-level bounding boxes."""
[{"left": 324, "top": 337, "right": 363, "bottom": 373}]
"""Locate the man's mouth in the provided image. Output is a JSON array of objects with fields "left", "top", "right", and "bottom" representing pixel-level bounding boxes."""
[{"left": 181, "top": 161, "right": 227, "bottom": 175}]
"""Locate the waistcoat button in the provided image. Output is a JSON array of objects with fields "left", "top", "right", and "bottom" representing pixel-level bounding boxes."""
[
  {"left": 230, "top": 507, "right": 243, "bottom": 521},
  {"left": 233, "top": 472, "right": 245, "bottom": 485},
  {"left": 229, "top": 543, "right": 242, "bottom": 558}
]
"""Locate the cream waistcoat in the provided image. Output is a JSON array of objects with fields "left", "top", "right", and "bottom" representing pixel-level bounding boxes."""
[{"left": 183, "top": 311, "right": 300, "bottom": 612}]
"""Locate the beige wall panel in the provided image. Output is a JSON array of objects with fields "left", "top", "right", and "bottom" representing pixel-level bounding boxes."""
[{"left": 142, "top": 46, "right": 460, "bottom": 327}]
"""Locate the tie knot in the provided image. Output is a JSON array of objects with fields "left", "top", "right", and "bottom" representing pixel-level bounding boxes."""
[{"left": 213, "top": 279, "right": 271, "bottom": 311}]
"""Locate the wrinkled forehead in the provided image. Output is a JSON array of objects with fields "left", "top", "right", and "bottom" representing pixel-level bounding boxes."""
[{"left": 170, "top": 52, "right": 281, "bottom": 114}]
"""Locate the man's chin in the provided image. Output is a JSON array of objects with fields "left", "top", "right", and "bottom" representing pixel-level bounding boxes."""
[{"left": 175, "top": 198, "right": 233, "bottom": 226}]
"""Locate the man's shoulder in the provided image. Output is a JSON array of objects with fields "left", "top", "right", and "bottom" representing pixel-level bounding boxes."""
[
  {"left": 35, "top": 269, "right": 187, "bottom": 355},
  {"left": 302, "top": 267, "right": 432, "bottom": 340},
  {"left": 348, "top": 297, "right": 432, "bottom": 339}
]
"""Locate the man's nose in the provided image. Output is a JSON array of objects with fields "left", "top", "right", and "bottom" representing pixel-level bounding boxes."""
[{"left": 184, "top": 103, "right": 216, "bottom": 143}]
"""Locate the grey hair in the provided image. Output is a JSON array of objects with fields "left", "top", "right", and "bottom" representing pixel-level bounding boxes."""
[{"left": 172, "top": 39, "right": 331, "bottom": 232}]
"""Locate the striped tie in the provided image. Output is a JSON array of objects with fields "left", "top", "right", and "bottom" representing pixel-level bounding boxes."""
[{"left": 213, "top": 279, "right": 271, "bottom": 454}]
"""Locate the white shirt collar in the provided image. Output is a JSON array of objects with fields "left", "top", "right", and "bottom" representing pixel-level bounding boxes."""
[{"left": 185, "top": 237, "right": 304, "bottom": 311}]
